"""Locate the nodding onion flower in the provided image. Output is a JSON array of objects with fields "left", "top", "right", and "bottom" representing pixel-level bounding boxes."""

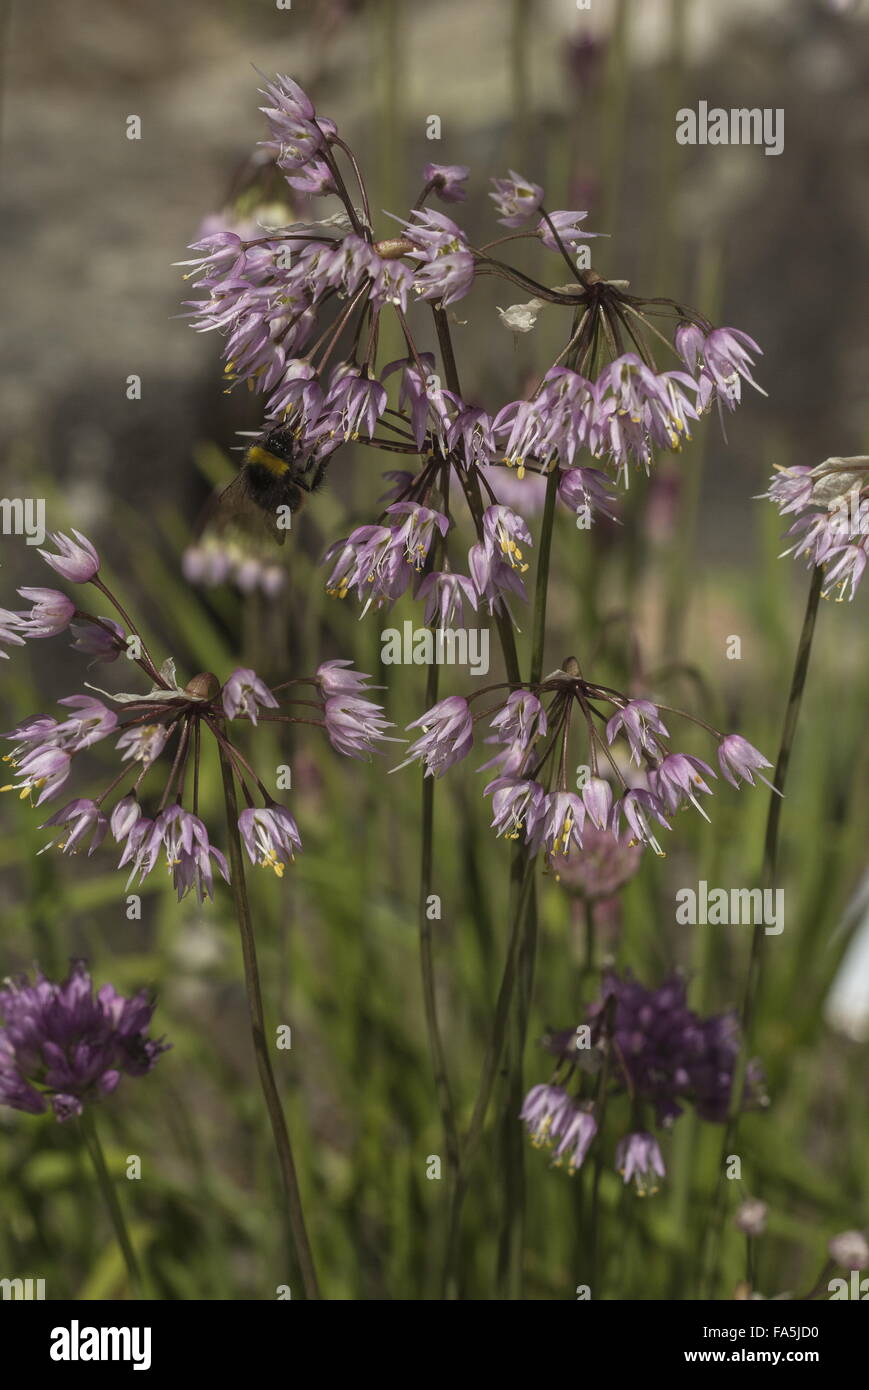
[
  {"left": 396, "top": 658, "right": 775, "bottom": 861},
  {"left": 760, "top": 455, "right": 869, "bottom": 601},
  {"left": 2, "top": 531, "right": 396, "bottom": 902},
  {"left": 180, "top": 73, "right": 762, "bottom": 623}
]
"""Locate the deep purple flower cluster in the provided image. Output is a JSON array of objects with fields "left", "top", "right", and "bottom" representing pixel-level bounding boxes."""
[
  {"left": 0, "top": 961, "right": 169, "bottom": 1123},
  {"left": 521, "top": 970, "right": 766, "bottom": 1193},
  {"left": 583, "top": 970, "right": 767, "bottom": 1124}
]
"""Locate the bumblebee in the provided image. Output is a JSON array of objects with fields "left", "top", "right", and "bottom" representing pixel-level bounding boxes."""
[{"left": 214, "top": 422, "right": 331, "bottom": 545}]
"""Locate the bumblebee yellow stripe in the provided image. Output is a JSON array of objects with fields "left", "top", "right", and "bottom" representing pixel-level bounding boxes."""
[{"left": 246, "top": 446, "right": 290, "bottom": 476}]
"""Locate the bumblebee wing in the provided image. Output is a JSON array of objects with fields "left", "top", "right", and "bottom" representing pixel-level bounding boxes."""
[{"left": 213, "top": 470, "right": 287, "bottom": 546}]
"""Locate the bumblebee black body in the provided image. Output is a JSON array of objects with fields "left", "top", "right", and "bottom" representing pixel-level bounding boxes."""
[
  {"left": 214, "top": 423, "right": 332, "bottom": 544},
  {"left": 244, "top": 445, "right": 308, "bottom": 516}
]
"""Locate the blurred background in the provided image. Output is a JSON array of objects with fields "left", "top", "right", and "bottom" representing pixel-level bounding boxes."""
[{"left": 0, "top": 0, "right": 867, "bottom": 1300}]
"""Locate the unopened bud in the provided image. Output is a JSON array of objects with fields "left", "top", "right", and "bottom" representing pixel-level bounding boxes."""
[{"left": 184, "top": 672, "right": 221, "bottom": 701}]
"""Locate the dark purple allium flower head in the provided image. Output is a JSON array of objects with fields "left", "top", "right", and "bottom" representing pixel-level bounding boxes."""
[
  {"left": 585, "top": 970, "right": 767, "bottom": 1125},
  {"left": 0, "top": 961, "right": 169, "bottom": 1123},
  {"left": 525, "top": 970, "right": 767, "bottom": 1188}
]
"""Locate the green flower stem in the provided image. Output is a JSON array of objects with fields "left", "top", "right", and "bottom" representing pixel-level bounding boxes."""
[
  {"left": 498, "top": 462, "right": 561, "bottom": 1295},
  {"left": 418, "top": 660, "right": 461, "bottom": 1188},
  {"left": 416, "top": 472, "right": 459, "bottom": 1186},
  {"left": 80, "top": 1109, "right": 144, "bottom": 1299},
  {"left": 736, "top": 564, "right": 824, "bottom": 1098},
  {"left": 442, "top": 858, "right": 536, "bottom": 1296},
  {"left": 218, "top": 743, "right": 321, "bottom": 1301},
  {"left": 704, "top": 564, "right": 824, "bottom": 1293},
  {"left": 429, "top": 303, "right": 530, "bottom": 1297}
]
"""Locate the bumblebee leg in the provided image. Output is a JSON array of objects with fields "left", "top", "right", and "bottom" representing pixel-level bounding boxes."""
[{"left": 296, "top": 459, "right": 331, "bottom": 495}]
